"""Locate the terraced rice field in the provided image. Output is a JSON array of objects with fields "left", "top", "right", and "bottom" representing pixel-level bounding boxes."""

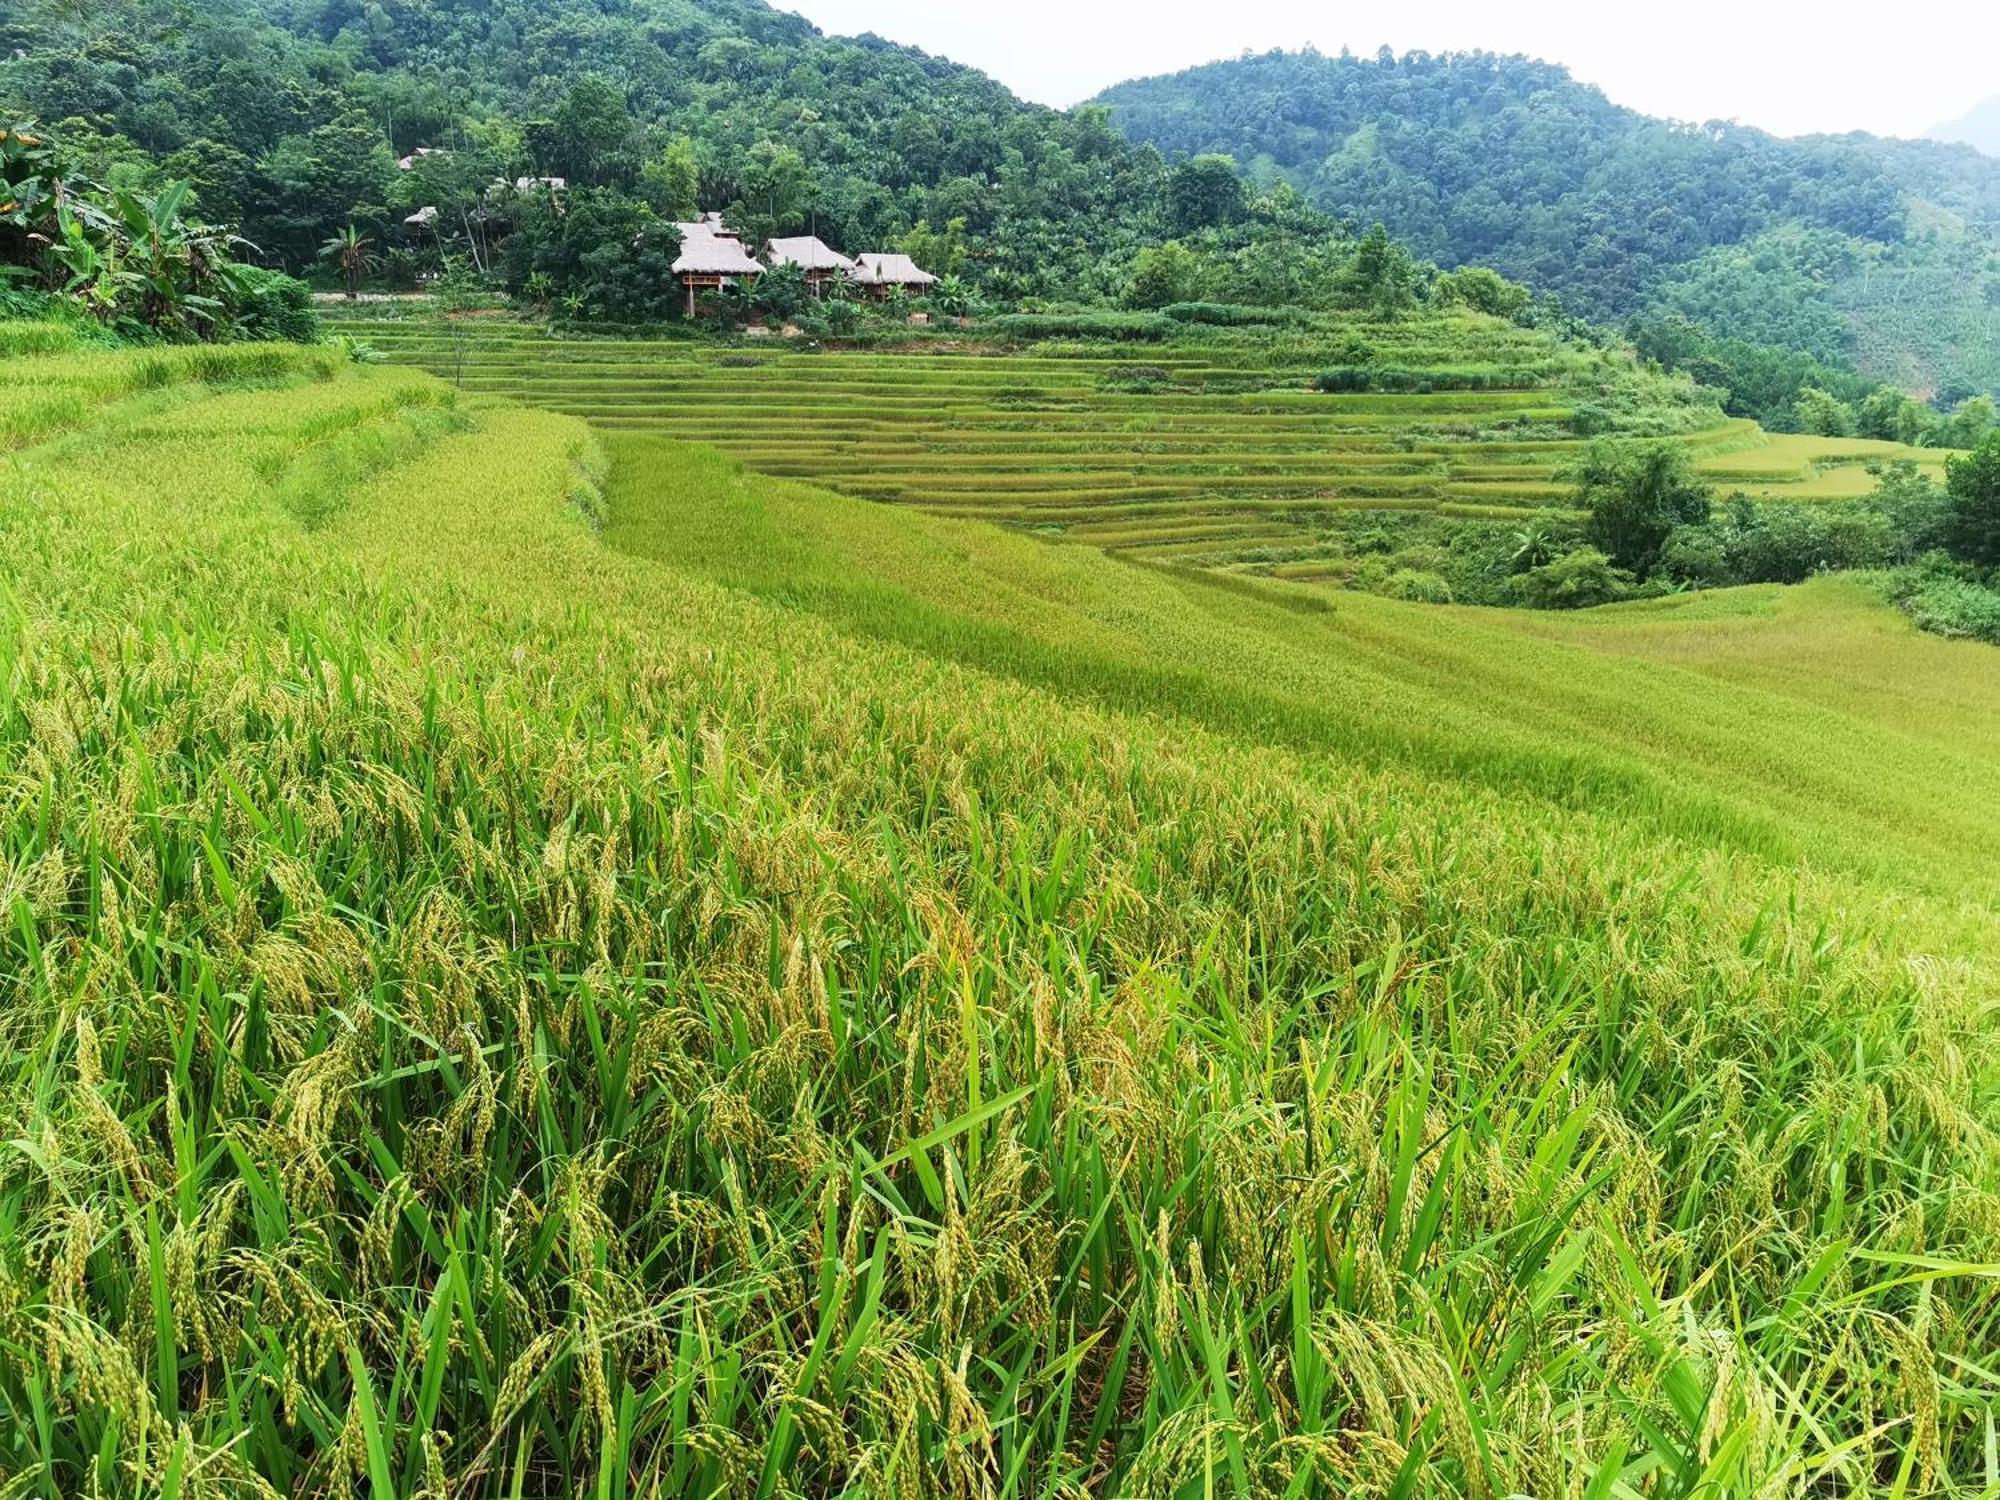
[
  {"left": 333, "top": 315, "right": 1947, "bottom": 573},
  {"left": 1693, "top": 431, "right": 1957, "bottom": 498},
  {"left": 330, "top": 315, "right": 1699, "bottom": 564},
  {"left": 3, "top": 338, "right": 1997, "bottom": 1495}
]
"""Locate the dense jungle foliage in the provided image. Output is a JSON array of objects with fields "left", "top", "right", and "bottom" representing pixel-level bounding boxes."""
[{"left": 0, "top": 0, "right": 1193, "bottom": 306}]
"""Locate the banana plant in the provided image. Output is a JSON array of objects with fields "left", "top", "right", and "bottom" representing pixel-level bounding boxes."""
[
  {"left": 3, "top": 120, "right": 261, "bottom": 339},
  {"left": 319, "top": 223, "right": 381, "bottom": 299},
  {"left": 47, "top": 197, "right": 129, "bottom": 322},
  {"left": 0, "top": 123, "right": 54, "bottom": 226},
  {"left": 109, "top": 181, "right": 250, "bottom": 335}
]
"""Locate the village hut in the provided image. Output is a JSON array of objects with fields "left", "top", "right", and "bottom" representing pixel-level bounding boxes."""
[
  {"left": 673, "top": 220, "right": 764, "bottom": 316},
  {"left": 851, "top": 252, "right": 939, "bottom": 297},
  {"left": 762, "top": 235, "right": 855, "bottom": 293}
]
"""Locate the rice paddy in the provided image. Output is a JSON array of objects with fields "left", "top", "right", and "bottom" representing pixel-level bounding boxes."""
[
  {"left": 0, "top": 338, "right": 1995, "bottom": 1498},
  {"left": 332, "top": 314, "right": 1947, "bottom": 577}
]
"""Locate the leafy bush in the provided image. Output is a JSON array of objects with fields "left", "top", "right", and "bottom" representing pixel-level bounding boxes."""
[
  {"left": 1509, "top": 546, "right": 1636, "bottom": 608},
  {"left": 3, "top": 125, "right": 288, "bottom": 344},
  {"left": 1576, "top": 442, "right": 1711, "bottom": 577},
  {"left": 1430, "top": 265, "right": 1532, "bottom": 320},
  {"left": 1385, "top": 568, "right": 1453, "bottom": 603},
  {"left": 230, "top": 264, "right": 320, "bottom": 343},
  {"left": 1901, "top": 576, "right": 2000, "bottom": 643},
  {"left": 1657, "top": 526, "right": 1735, "bottom": 589},
  {"left": 1945, "top": 434, "right": 2000, "bottom": 568},
  {"left": 1315, "top": 367, "right": 1374, "bottom": 393},
  {"left": 1567, "top": 402, "right": 1617, "bottom": 436}
]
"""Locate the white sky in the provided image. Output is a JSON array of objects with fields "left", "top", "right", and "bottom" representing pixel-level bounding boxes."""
[{"left": 779, "top": 0, "right": 1996, "bottom": 141}]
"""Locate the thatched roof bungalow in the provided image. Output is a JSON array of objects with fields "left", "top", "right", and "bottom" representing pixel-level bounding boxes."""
[
  {"left": 852, "top": 252, "right": 938, "bottom": 295},
  {"left": 673, "top": 220, "right": 763, "bottom": 315},
  {"left": 763, "top": 235, "right": 855, "bottom": 291}
]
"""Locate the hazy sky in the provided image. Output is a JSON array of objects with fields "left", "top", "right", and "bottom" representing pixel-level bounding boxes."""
[{"left": 779, "top": 0, "right": 1994, "bottom": 141}]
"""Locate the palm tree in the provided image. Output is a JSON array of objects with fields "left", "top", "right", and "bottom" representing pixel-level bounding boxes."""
[{"left": 320, "top": 224, "right": 380, "bottom": 299}]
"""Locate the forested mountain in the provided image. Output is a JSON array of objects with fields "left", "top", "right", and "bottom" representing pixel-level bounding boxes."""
[{"left": 1095, "top": 50, "right": 2000, "bottom": 393}]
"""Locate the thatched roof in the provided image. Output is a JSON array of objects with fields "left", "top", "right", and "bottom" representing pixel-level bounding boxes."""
[
  {"left": 764, "top": 236, "right": 855, "bottom": 273},
  {"left": 853, "top": 252, "right": 937, "bottom": 288},
  {"left": 674, "top": 223, "right": 764, "bottom": 276}
]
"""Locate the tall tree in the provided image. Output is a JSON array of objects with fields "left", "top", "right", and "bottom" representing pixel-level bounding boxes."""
[
  {"left": 1167, "top": 152, "right": 1243, "bottom": 232},
  {"left": 531, "top": 77, "right": 635, "bottom": 188},
  {"left": 1337, "top": 223, "right": 1417, "bottom": 316},
  {"left": 640, "top": 137, "right": 702, "bottom": 219},
  {"left": 730, "top": 139, "right": 814, "bottom": 244},
  {"left": 1578, "top": 442, "right": 1713, "bottom": 577},
  {"left": 1944, "top": 434, "right": 2000, "bottom": 567}
]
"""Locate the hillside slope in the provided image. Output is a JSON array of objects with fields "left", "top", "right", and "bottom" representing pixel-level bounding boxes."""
[
  {"left": 0, "top": 341, "right": 1994, "bottom": 1493},
  {"left": 1095, "top": 50, "right": 2000, "bottom": 392}
]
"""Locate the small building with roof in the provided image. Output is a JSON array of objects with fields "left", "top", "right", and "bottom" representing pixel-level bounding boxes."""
[
  {"left": 673, "top": 218, "right": 763, "bottom": 316},
  {"left": 762, "top": 235, "right": 855, "bottom": 292},
  {"left": 852, "top": 252, "right": 938, "bottom": 297}
]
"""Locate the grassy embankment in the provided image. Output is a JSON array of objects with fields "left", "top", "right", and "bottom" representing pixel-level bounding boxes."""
[{"left": 0, "top": 338, "right": 1994, "bottom": 1497}]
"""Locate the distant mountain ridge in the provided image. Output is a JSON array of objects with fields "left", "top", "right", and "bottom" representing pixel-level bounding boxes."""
[
  {"left": 1095, "top": 49, "right": 2000, "bottom": 393},
  {"left": 1928, "top": 95, "right": 2000, "bottom": 157}
]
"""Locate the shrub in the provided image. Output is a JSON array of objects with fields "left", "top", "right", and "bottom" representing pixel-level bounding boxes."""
[
  {"left": 1431, "top": 264, "right": 1533, "bottom": 320},
  {"left": 1944, "top": 433, "right": 2000, "bottom": 567},
  {"left": 1316, "top": 367, "right": 1374, "bottom": 393},
  {"left": 1659, "top": 526, "right": 1734, "bottom": 588},
  {"left": 1509, "top": 546, "right": 1636, "bottom": 608},
  {"left": 1385, "top": 568, "right": 1453, "bottom": 603},
  {"left": 230, "top": 265, "right": 320, "bottom": 344},
  {"left": 1576, "top": 442, "right": 1711, "bottom": 577},
  {"left": 1568, "top": 402, "right": 1617, "bottom": 436},
  {"left": 1902, "top": 576, "right": 2000, "bottom": 643},
  {"left": 1121, "top": 243, "right": 1202, "bottom": 309}
]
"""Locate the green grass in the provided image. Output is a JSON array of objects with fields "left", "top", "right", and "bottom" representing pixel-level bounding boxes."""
[{"left": 0, "top": 341, "right": 1995, "bottom": 1497}]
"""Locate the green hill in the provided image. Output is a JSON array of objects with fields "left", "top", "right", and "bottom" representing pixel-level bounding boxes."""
[
  {"left": 1094, "top": 50, "right": 2000, "bottom": 394},
  {"left": 0, "top": 333, "right": 1994, "bottom": 1494}
]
